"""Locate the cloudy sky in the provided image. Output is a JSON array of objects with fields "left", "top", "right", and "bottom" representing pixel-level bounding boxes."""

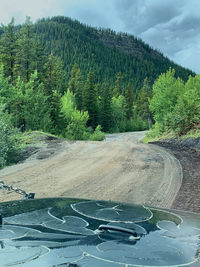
[{"left": 0, "top": 0, "right": 199, "bottom": 73}]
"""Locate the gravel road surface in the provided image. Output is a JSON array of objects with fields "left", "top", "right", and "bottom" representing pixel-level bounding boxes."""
[{"left": 0, "top": 132, "right": 182, "bottom": 208}]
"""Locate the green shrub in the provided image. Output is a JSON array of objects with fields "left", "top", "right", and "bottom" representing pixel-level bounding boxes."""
[
  {"left": 126, "top": 118, "right": 149, "bottom": 132},
  {"left": 89, "top": 125, "right": 105, "bottom": 141},
  {"left": 0, "top": 108, "right": 24, "bottom": 169}
]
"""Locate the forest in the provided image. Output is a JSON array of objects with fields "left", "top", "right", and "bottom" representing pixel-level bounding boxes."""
[{"left": 0, "top": 16, "right": 199, "bottom": 169}]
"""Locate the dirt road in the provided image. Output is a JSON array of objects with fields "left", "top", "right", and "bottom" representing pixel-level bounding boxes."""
[{"left": 0, "top": 132, "right": 182, "bottom": 208}]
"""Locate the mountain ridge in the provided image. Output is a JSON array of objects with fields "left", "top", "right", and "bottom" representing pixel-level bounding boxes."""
[{"left": 34, "top": 16, "right": 194, "bottom": 88}]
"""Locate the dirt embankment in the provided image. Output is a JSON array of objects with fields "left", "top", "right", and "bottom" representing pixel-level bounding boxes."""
[
  {"left": 152, "top": 139, "right": 200, "bottom": 213},
  {"left": 0, "top": 132, "right": 183, "bottom": 210}
]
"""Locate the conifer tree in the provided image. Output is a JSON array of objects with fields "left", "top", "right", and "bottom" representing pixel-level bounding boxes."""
[
  {"left": 34, "top": 38, "right": 47, "bottom": 81},
  {"left": 113, "top": 72, "right": 123, "bottom": 97},
  {"left": 14, "top": 17, "right": 36, "bottom": 83},
  {"left": 23, "top": 71, "right": 52, "bottom": 131},
  {"left": 10, "top": 77, "right": 26, "bottom": 130},
  {"left": 68, "top": 64, "right": 83, "bottom": 110},
  {"left": 100, "top": 82, "right": 113, "bottom": 132},
  {"left": 135, "top": 78, "right": 152, "bottom": 120},
  {"left": 43, "top": 53, "right": 65, "bottom": 95},
  {"left": 43, "top": 53, "right": 65, "bottom": 132},
  {"left": 0, "top": 18, "right": 17, "bottom": 83},
  {"left": 83, "top": 69, "right": 98, "bottom": 128},
  {"left": 125, "top": 83, "right": 134, "bottom": 120},
  {"left": 0, "top": 65, "right": 14, "bottom": 106}
]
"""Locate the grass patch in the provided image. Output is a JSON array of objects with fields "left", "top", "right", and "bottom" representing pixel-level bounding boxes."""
[{"left": 143, "top": 128, "right": 200, "bottom": 143}]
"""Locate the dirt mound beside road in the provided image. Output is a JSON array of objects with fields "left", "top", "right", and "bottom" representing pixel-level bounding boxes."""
[{"left": 152, "top": 140, "right": 200, "bottom": 212}]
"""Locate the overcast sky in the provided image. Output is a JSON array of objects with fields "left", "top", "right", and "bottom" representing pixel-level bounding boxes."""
[{"left": 0, "top": 0, "right": 199, "bottom": 73}]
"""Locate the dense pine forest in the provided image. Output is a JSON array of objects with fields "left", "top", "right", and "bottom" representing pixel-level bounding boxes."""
[{"left": 0, "top": 16, "right": 198, "bottom": 168}]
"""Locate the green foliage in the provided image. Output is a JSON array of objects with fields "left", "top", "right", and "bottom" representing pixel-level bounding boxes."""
[
  {"left": 34, "top": 16, "right": 193, "bottom": 89},
  {"left": 14, "top": 17, "right": 37, "bottom": 83},
  {"left": 23, "top": 71, "right": 52, "bottom": 132},
  {"left": 0, "top": 107, "right": 23, "bottom": 169},
  {"left": 125, "top": 83, "right": 134, "bottom": 119},
  {"left": 68, "top": 64, "right": 83, "bottom": 110},
  {"left": 61, "top": 90, "right": 76, "bottom": 121},
  {"left": 150, "top": 68, "right": 184, "bottom": 131},
  {"left": 65, "top": 110, "right": 89, "bottom": 140},
  {"left": 61, "top": 90, "right": 89, "bottom": 140},
  {"left": 113, "top": 72, "right": 123, "bottom": 97},
  {"left": 0, "top": 18, "right": 17, "bottom": 83},
  {"left": 135, "top": 78, "right": 152, "bottom": 122},
  {"left": 61, "top": 90, "right": 105, "bottom": 140},
  {"left": 0, "top": 17, "right": 196, "bottom": 146},
  {"left": 149, "top": 69, "right": 200, "bottom": 137},
  {"left": 43, "top": 53, "right": 65, "bottom": 95},
  {"left": 126, "top": 117, "right": 149, "bottom": 132},
  {"left": 169, "top": 75, "right": 200, "bottom": 134},
  {"left": 89, "top": 125, "right": 105, "bottom": 141},
  {"left": 99, "top": 83, "right": 113, "bottom": 132},
  {"left": 111, "top": 95, "right": 127, "bottom": 132},
  {"left": 83, "top": 70, "right": 98, "bottom": 129},
  {"left": 0, "top": 65, "right": 15, "bottom": 107}
]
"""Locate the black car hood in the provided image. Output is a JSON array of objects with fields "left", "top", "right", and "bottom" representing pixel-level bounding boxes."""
[{"left": 0, "top": 197, "right": 199, "bottom": 267}]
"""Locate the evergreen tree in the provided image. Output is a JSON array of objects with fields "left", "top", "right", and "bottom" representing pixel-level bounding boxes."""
[
  {"left": 135, "top": 78, "right": 153, "bottom": 126},
  {"left": 43, "top": 53, "right": 65, "bottom": 132},
  {"left": 43, "top": 53, "right": 65, "bottom": 95},
  {"left": 34, "top": 37, "right": 47, "bottom": 81},
  {"left": 111, "top": 95, "right": 127, "bottom": 132},
  {"left": 68, "top": 64, "right": 83, "bottom": 110},
  {"left": 83, "top": 69, "right": 98, "bottom": 128},
  {"left": 125, "top": 83, "right": 134, "bottom": 120},
  {"left": 0, "top": 18, "right": 17, "bottom": 83},
  {"left": 14, "top": 17, "right": 36, "bottom": 82},
  {"left": 100, "top": 82, "right": 113, "bottom": 132},
  {"left": 0, "top": 107, "right": 23, "bottom": 169},
  {"left": 0, "top": 65, "right": 14, "bottom": 110},
  {"left": 113, "top": 72, "right": 123, "bottom": 97},
  {"left": 10, "top": 77, "right": 26, "bottom": 130},
  {"left": 23, "top": 71, "right": 52, "bottom": 131}
]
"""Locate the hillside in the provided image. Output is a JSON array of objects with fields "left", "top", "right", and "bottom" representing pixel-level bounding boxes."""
[
  {"left": 0, "top": 16, "right": 198, "bottom": 142},
  {"left": 34, "top": 16, "right": 194, "bottom": 88}
]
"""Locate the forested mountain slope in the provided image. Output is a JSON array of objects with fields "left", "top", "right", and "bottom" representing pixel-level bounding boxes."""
[
  {"left": 0, "top": 16, "right": 198, "bottom": 169},
  {"left": 34, "top": 16, "right": 194, "bottom": 88}
]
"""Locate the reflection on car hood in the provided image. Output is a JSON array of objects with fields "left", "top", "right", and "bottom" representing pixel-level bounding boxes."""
[{"left": 0, "top": 198, "right": 199, "bottom": 267}]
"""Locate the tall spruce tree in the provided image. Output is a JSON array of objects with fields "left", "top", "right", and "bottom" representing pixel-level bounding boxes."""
[
  {"left": 113, "top": 72, "right": 123, "bottom": 97},
  {"left": 135, "top": 78, "right": 152, "bottom": 123},
  {"left": 43, "top": 53, "right": 65, "bottom": 132},
  {"left": 43, "top": 53, "right": 65, "bottom": 95},
  {"left": 23, "top": 71, "right": 52, "bottom": 131},
  {"left": 68, "top": 64, "right": 83, "bottom": 110},
  {"left": 100, "top": 82, "right": 113, "bottom": 132},
  {"left": 0, "top": 18, "right": 17, "bottom": 83},
  {"left": 14, "top": 17, "right": 36, "bottom": 83},
  {"left": 125, "top": 83, "right": 134, "bottom": 120},
  {"left": 83, "top": 69, "right": 98, "bottom": 128}
]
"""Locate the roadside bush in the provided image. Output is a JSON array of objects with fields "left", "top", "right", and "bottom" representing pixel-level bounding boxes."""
[
  {"left": 126, "top": 118, "right": 149, "bottom": 132},
  {"left": 169, "top": 75, "right": 200, "bottom": 135},
  {"left": 89, "top": 125, "right": 105, "bottom": 141},
  {"left": 65, "top": 110, "right": 89, "bottom": 140},
  {"left": 0, "top": 108, "right": 24, "bottom": 169}
]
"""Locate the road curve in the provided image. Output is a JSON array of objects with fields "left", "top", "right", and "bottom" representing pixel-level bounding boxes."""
[{"left": 0, "top": 132, "right": 182, "bottom": 208}]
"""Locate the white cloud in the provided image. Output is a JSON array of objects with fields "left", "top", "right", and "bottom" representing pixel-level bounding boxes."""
[{"left": 0, "top": 0, "right": 71, "bottom": 24}]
